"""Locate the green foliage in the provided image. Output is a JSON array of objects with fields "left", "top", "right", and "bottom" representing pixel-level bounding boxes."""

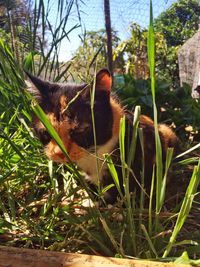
[
  {"left": 114, "top": 0, "right": 200, "bottom": 86},
  {"left": 154, "top": 0, "right": 200, "bottom": 47},
  {"left": 115, "top": 75, "right": 200, "bottom": 141},
  {"left": 114, "top": 22, "right": 178, "bottom": 85},
  {"left": 114, "top": 23, "right": 149, "bottom": 78},
  {"left": 0, "top": 0, "right": 34, "bottom": 63},
  {"left": 154, "top": 0, "right": 200, "bottom": 85},
  {"left": 72, "top": 29, "right": 124, "bottom": 81},
  {"left": 0, "top": 0, "right": 81, "bottom": 81}
]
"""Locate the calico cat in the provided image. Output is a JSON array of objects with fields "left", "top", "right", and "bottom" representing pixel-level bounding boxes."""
[{"left": 26, "top": 69, "right": 178, "bottom": 203}]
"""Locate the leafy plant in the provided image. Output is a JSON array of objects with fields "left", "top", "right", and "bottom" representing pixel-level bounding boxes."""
[
  {"left": 71, "top": 29, "right": 124, "bottom": 81},
  {"left": 154, "top": 0, "right": 200, "bottom": 86},
  {"left": 155, "top": 0, "right": 200, "bottom": 47},
  {"left": 114, "top": 75, "right": 200, "bottom": 141},
  {"left": 113, "top": 0, "right": 200, "bottom": 86}
]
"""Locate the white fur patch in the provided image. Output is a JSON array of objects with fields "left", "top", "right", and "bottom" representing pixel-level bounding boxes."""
[
  {"left": 25, "top": 80, "right": 41, "bottom": 100},
  {"left": 76, "top": 135, "right": 118, "bottom": 185}
]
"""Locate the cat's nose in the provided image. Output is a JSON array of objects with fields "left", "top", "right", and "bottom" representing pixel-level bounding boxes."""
[{"left": 54, "top": 146, "right": 65, "bottom": 159}]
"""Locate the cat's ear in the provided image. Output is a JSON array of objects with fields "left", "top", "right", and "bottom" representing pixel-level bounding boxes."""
[
  {"left": 24, "top": 70, "right": 52, "bottom": 99},
  {"left": 95, "top": 68, "right": 112, "bottom": 93}
]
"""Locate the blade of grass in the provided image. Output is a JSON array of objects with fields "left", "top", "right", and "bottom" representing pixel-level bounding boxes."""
[
  {"left": 90, "top": 66, "right": 101, "bottom": 193},
  {"left": 104, "top": 154, "right": 123, "bottom": 198},
  {"left": 141, "top": 224, "right": 158, "bottom": 258},
  {"left": 175, "top": 143, "right": 200, "bottom": 159},
  {"left": 159, "top": 148, "right": 174, "bottom": 212},
  {"left": 100, "top": 217, "right": 124, "bottom": 257},
  {"left": 148, "top": 0, "right": 163, "bottom": 228},
  {"left": 148, "top": 165, "right": 155, "bottom": 236},
  {"left": 89, "top": 67, "right": 122, "bottom": 253},
  {"left": 119, "top": 116, "right": 137, "bottom": 256},
  {"left": 32, "top": 101, "right": 71, "bottom": 162},
  {"left": 78, "top": 225, "right": 114, "bottom": 257},
  {"left": 138, "top": 127, "right": 145, "bottom": 245},
  {"left": 127, "top": 105, "right": 141, "bottom": 171}
]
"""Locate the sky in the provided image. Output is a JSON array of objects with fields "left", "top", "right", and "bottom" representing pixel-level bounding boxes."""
[{"left": 45, "top": 0, "right": 177, "bottom": 61}]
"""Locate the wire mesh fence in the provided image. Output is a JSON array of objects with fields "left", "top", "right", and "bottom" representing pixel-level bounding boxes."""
[
  {"left": 0, "top": 0, "right": 199, "bottom": 86},
  {"left": 48, "top": 0, "right": 177, "bottom": 62}
]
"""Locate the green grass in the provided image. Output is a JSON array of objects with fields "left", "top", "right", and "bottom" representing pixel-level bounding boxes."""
[{"left": 0, "top": 0, "right": 200, "bottom": 264}]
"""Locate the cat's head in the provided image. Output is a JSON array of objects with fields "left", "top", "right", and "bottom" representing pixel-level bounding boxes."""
[{"left": 26, "top": 69, "right": 122, "bottom": 163}]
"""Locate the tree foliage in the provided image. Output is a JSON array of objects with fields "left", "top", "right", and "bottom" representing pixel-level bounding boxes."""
[
  {"left": 154, "top": 0, "right": 200, "bottom": 85},
  {"left": 114, "top": 23, "right": 168, "bottom": 80},
  {"left": 115, "top": 23, "right": 149, "bottom": 79},
  {"left": 155, "top": 0, "right": 200, "bottom": 47},
  {"left": 72, "top": 29, "right": 124, "bottom": 81},
  {"left": 0, "top": 0, "right": 34, "bottom": 64},
  {"left": 113, "top": 0, "right": 200, "bottom": 84}
]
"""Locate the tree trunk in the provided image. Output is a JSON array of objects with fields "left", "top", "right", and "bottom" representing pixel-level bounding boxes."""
[{"left": 104, "top": 0, "right": 113, "bottom": 77}]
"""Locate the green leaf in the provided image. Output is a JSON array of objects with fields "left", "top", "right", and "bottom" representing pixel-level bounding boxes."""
[{"left": 104, "top": 154, "right": 123, "bottom": 198}]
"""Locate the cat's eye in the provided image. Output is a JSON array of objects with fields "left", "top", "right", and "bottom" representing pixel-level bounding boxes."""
[
  {"left": 37, "top": 128, "right": 51, "bottom": 145},
  {"left": 61, "top": 109, "right": 74, "bottom": 121},
  {"left": 70, "top": 122, "right": 91, "bottom": 138},
  {"left": 76, "top": 123, "right": 91, "bottom": 133}
]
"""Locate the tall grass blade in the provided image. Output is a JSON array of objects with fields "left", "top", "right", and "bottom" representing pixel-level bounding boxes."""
[
  {"left": 78, "top": 225, "right": 113, "bottom": 256},
  {"left": 148, "top": 0, "right": 155, "bottom": 101},
  {"left": 90, "top": 67, "right": 101, "bottom": 191},
  {"left": 104, "top": 154, "right": 123, "bottom": 198},
  {"left": 119, "top": 116, "right": 137, "bottom": 255},
  {"left": 119, "top": 116, "right": 126, "bottom": 169},
  {"left": 159, "top": 148, "right": 174, "bottom": 211},
  {"left": 141, "top": 224, "right": 158, "bottom": 258},
  {"left": 127, "top": 105, "right": 140, "bottom": 171},
  {"left": 148, "top": 166, "right": 155, "bottom": 236},
  {"left": 176, "top": 143, "right": 200, "bottom": 159},
  {"left": 138, "top": 128, "right": 144, "bottom": 194},
  {"left": 105, "top": 154, "right": 123, "bottom": 199},
  {"left": 148, "top": 0, "right": 163, "bottom": 223},
  {"left": 100, "top": 217, "right": 123, "bottom": 256}
]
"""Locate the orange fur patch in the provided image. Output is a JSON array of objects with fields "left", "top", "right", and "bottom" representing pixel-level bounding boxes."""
[
  {"left": 40, "top": 113, "right": 86, "bottom": 163},
  {"left": 110, "top": 97, "right": 124, "bottom": 137},
  {"left": 46, "top": 139, "right": 86, "bottom": 163},
  {"left": 140, "top": 115, "right": 154, "bottom": 125},
  {"left": 158, "top": 124, "right": 178, "bottom": 149},
  {"left": 96, "top": 72, "right": 112, "bottom": 92},
  {"left": 60, "top": 95, "right": 67, "bottom": 112}
]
